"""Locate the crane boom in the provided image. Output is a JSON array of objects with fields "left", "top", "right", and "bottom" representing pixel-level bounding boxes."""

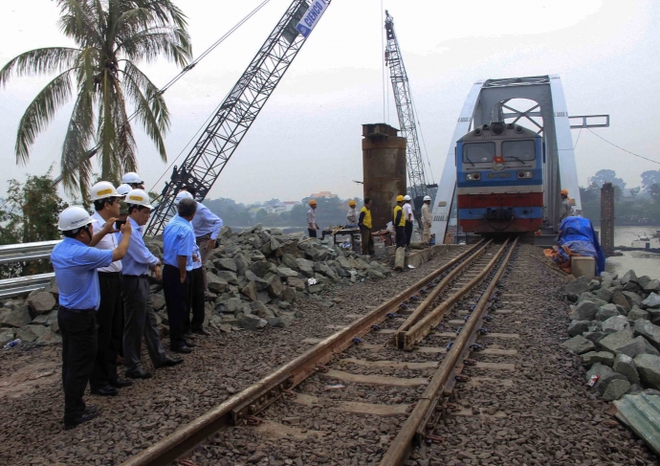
[
  {"left": 384, "top": 11, "right": 429, "bottom": 201},
  {"left": 146, "top": 0, "right": 330, "bottom": 235}
]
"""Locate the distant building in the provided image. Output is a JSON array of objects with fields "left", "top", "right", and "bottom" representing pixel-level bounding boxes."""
[{"left": 310, "top": 191, "right": 338, "bottom": 199}]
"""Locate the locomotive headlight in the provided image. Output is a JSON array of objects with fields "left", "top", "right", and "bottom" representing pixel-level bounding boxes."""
[
  {"left": 466, "top": 173, "right": 481, "bottom": 181},
  {"left": 517, "top": 171, "right": 533, "bottom": 179}
]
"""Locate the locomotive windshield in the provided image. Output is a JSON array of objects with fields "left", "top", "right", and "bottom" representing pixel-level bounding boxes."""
[
  {"left": 463, "top": 142, "right": 495, "bottom": 164},
  {"left": 502, "top": 140, "right": 536, "bottom": 161}
]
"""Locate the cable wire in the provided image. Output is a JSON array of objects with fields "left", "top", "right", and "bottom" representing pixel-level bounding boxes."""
[
  {"left": 573, "top": 127, "right": 582, "bottom": 149},
  {"left": 586, "top": 128, "right": 660, "bottom": 165}
]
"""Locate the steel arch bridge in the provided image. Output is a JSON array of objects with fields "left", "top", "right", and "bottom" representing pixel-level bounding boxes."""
[{"left": 431, "top": 74, "right": 600, "bottom": 243}]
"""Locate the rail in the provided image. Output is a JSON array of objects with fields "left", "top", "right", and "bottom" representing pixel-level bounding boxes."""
[{"left": 0, "top": 240, "right": 59, "bottom": 298}]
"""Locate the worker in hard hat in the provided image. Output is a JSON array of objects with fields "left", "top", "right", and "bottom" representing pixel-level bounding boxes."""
[
  {"left": 120, "top": 189, "right": 183, "bottom": 379},
  {"left": 358, "top": 198, "right": 375, "bottom": 256},
  {"left": 307, "top": 199, "right": 319, "bottom": 237},
  {"left": 393, "top": 195, "right": 407, "bottom": 249},
  {"left": 346, "top": 199, "right": 358, "bottom": 227},
  {"left": 403, "top": 195, "right": 414, "bottom": 250},
  {"left": 559, "top": 189, "right": 575, "bottom": 223},
  {"left": 421, "top": 195, "right": 432, "bottom": 244},
  {"left": 51, "top": 206, "right": 132, "bottom": 429},
  {"left": 88, "top": 182, "right": 132, "bottom": 398},
  {"left": 122, "top": 172, "right": 145, "bottom": 190},
  {"left": 162, "top": 194, "right": 198, "bottom": 354}
]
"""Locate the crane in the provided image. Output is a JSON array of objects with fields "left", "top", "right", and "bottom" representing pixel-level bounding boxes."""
[
  {"left": 384, "top": 11, "right": 433, "bottom": 218},
  {"left": 145, "top": 0, "right": 331, "bottom": 235}
]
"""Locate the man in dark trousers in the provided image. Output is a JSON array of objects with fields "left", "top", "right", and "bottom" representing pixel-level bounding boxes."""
[
  {"left": 358, "top": 198, "right": 375, "bottom": 256},
  {"left": 89, "top": 182, "right": 132, "bottom": 397},
  {"left": 120, "top": 189, "right": 183, "bottom": 379},
  {"left": 51, "top": 206, "right": 132, "bottom": 429},
  {"left": 393, "top": 195, "right": 407, "bottom": 248},
  {"left": 162, "top": 197, "right": 197, "bottom": 352}
]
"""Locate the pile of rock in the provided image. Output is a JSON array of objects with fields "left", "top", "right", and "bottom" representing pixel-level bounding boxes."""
[
  {"left": 0, "top": 225, "right": 393, "bottom": 346},
  {"left": 562, "top": 270, "right": 660, "bottom": 401}
]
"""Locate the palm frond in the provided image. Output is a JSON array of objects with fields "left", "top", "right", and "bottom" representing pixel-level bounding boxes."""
[
  {"left": 57, "top": 0, "right": 103, "bottom": 48},
  {"left": 120, "top": 61, "right": 167, "bottom": 161},
  {"left": 60, "top": 90, "right": 96, "bottom": 193},
  {"left": 15, "top": 69, "right": 75, "bottom": 165},
  {"left": 117, "top": 27, "right": 191, "bottom": 67},
  {"left": 0, "top": 48, "right": 80, "bottom": 87}
]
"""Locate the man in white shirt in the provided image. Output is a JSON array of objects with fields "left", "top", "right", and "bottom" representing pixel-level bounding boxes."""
[
  {"left": 403, "top": 195, "right": 414, "bottom": 250},
  {"left": 88, "top": 182, "right": 132, "bottom": 396}
]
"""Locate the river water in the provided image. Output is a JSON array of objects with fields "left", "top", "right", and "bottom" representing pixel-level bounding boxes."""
[{"left": 595, "top": 226, "right": 660, "bottom": 278}]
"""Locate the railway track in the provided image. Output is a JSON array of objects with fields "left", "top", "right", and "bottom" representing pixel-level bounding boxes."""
[{"left": 121, "top": 238, "right": 520, "bottom": 466}]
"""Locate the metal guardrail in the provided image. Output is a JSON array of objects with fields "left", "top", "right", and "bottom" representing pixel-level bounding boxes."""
[{"left": 0, "top": 240, "right": 60, "bottom": 298}]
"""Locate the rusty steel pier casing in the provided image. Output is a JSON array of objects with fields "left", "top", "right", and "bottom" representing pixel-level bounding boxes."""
[{"left": 362, "top": 123, "right": 407, "bottom": 231}]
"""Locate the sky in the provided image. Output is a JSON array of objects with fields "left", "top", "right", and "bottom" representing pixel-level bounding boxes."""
[{"left": 0, "top": 0, "right": 659, "bottom": 205}]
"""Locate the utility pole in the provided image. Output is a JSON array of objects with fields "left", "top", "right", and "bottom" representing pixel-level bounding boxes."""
[{"left": 600, "top": 182, "right": 615, "bottom": 257}]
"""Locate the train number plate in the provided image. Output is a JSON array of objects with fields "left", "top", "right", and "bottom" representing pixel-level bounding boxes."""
[{"left": 486, "top": 172, "right": 512, "bottom": 178}]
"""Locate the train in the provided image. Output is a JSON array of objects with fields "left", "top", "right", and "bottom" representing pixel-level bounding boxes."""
[{"left": 456, "top": 122, "right": 543, "bottom": 236}]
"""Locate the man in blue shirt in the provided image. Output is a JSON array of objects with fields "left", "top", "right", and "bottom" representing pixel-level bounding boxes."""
[
  {"left": 51, "top": 206, "right": 132, "bottom": 430},
  {"left": 162, "top": 197, "right": 197, "bottom": 353},
  {"left": 181, "top": 186, "right": 223, "bottom": 289},
  {"left": 120, "top": 189, "right": 182, "bottom": 379}
]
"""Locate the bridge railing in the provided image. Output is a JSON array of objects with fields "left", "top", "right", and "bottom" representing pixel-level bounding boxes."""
[{"left": 0, "top": 240, "right": 59, "bottom": 299}]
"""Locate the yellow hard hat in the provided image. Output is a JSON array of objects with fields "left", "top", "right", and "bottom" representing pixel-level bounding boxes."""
[
  {"left": 396, "top": 195, "right": 405, "bottom": 202},
  {"left": 349, "top": 200, "right": 356, "bottom": 207},
  {"left": 309, "top": 199, "right": 317, "bottom": 206},
  {"left": 560, "top": 189, "right": 569, "bottom": 195}
]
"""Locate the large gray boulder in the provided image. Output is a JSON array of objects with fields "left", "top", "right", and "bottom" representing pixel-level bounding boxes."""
[
  {"left": 612, "top": 291, "right": 632, "bottom": 312},
  {"left": 250, "top": 301, "right": 275, "bottom": 319},
  {"left": 0, "top": 306, "right": 32, "bottom": 328},
  {"left": 628, "top": 307, "right": 650, "bottom": 321},
  {"left": 586, "top": 362, "right": 628, "bottom": 396},
  {"left": 602, "top": 315, "right": 631, "bottom": 334},
  {"left": 568, "top": 320, "right": 591, "bottom": 337},
  {"left": 249, "top": 260, "right": 276, "bottom": 278},
  {"left": 602, "top": 379, "right": 631, "bottom": 401},
  {"left": 634, "top": 320, "right": 660, "bottom": 350},
  {"left": 595, "top": 304, "right": 620, "bottom": 322},
  {"left": 646, "top": 309, "right": 660, "bottom": 326},
  {"left": 239, "top": 314, "right": 268, "bottom": 330},
  {"left": 266, "top": 274, "right": 283, "bottom": 298},
  {"left": 643, "top": 279, "right": 660, "bottom": 293},
  {"left": 241, "top": 281, "right": 258, "bottom": 302},
  {"left": 622, "top": 291, "right": 643, "bottom": 309},
  {"left": 580, "top": 351, "right": 614, "bottom": 367},
  {"left": 634, "top": 354, "right": 660, "bottom": 390},
  {"left": 0, "top": 329, "right": 15, "bottom": 347},
  {"left": 613, "top": 353, "right": 640, "bottom": 385},
  {"left": 564, "top": 276, "right": 590, "bottom": 302},
  {"left": 598, "top": 330, "right": 660, "bottom": 358},
  {"left": 214, "top": 258, "right": 237, "bottom": 273},
  {"left": 295, "top": 258, "right": 314, "bottom": 278},
  {"left": 275, "top": 266, "right": 299, "bottom": 279},
  {"left": 569, "top": 300, "right": 598, "bottom": 321},
  {"left": 245, "top": 271, "right": 269, "bottom": 291},
  {"left": 642, "top": 293, "right": 660, "bottom": 309},
  {"left": 216, "top": 270, "right": 239, "bottom": 285},
  {"left": 562, "top": 335, "right": 595, "bottom": 354},
  {"left": 595, "top": 287, "right": 614, "bottom": 303},
  {"left": 281, "top": 253, "right": 299, "bottom": 270},
  {"left": 621, "top": 269, "right": 638, "bottom": 285},
  {"left": 207, "top": 273, "right": 228, "bottom": 294},
  {"left": 26, "top": 292, "right": 56, "bottom": 314}
]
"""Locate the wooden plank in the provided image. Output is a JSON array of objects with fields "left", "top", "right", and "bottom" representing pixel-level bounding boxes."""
[
  {"left": 466, "top": 377, "right": 514, "bottom": 387},
  {"left": 322, "top": 369, "right": 428, "bottom": 387},
  {"left": 292, "top": 393, "right": 411, "bottom": 417},
  {"left": 475, "top": 362, "right": 516, "bottom": 371},
  {"left": 339, "top": 357, "right": 439, "bottom": 370}
]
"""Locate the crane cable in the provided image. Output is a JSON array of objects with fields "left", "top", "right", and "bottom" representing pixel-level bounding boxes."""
[{"left": 586, "top": 128, "right": 660, "bottom": 165}]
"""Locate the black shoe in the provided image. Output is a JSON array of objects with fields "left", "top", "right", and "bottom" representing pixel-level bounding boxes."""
[
  {"left": 125, "top": 368, "right": 153, "bottom": 379},
  {"left": 183, "top": 339, "right": 196, "bottom": 347},
  {"left": 171, "top": 345, "right": 192, "bottom": 354},
  {"left": 109, "top": 378, "right": 133, "bottom": 388},
  {"left": 192, "top": 328, "right": 210, "bottom": 336},
  {"left": 155, "top": 357, "right": 184, "bottom": 368},
  {"left": 84, "top": 405, "right": 98, "bottom": 415},
  {"left": 64, "top": 412, "right": 97, "bottom": 430},
  {"left": 90, "top": 386, "right": 119, "bottom": 397}
]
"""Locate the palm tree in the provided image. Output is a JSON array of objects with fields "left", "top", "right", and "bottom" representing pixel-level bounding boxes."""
[{"left": 0, "top": 0, "right": 192, "bottom": 194}]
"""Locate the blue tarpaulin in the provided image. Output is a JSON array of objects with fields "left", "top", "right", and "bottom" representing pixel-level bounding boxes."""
[{"left": 557, "top": 216, "right": 606, "bottom": 275}]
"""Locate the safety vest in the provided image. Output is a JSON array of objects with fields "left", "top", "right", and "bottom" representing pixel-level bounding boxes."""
[
  {"left": 360, "top": 206, "right": 372, "bottom": 229},
  {"left": 393, "top": 205, "right": 405, "bottom": 227}
]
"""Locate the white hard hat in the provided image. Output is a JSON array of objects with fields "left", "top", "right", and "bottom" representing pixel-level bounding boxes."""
[
  {"left": 125, "top": 189, "right": 153, "bottom": 209},
  {"left": 116, "top": 184, "right": 132, "bottom": 196},
  {"left": 404, "top": 195, "right": 412, "bottom": 201},
  {"left": 423, "top": 195, "right": 431, "bottom": 201},
  {"left": 122, "top": 172, "right": 143, "bottom": 184},
  {"left": 174, "top": 190, "right": 193, "bottom": 206},
  {"left": 58, "top": 206, "right": 97, "bottom": 232},
  {"left": 90, "top": 181, "right": 121, "bottom": 201}
]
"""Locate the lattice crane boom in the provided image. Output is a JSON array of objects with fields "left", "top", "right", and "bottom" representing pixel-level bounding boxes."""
[
  {"left": 146, "top": 0, "right": 331, "bottom": 235},
  {"left": 384, "top": 11, "right": 428, "bottom": 201}
]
